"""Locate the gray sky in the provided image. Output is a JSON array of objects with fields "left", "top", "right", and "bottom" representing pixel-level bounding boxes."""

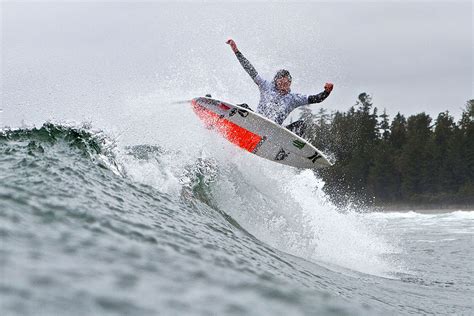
[{"left": 1, "top": 1, "right": 472, "bottom": 129}]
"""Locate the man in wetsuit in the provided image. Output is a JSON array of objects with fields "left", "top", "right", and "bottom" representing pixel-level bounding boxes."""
[{"left": 226, "top": 39, "right": 333, "bottom": 136}]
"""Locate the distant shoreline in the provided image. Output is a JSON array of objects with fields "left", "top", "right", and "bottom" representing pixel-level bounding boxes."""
[{"left": 370, "top": 204, "right": 473, "bottom": 213}]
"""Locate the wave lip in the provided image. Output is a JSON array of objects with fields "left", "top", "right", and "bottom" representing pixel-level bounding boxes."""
[
  {"left": 1, "top": 122, "right": 124, "bottom": 174},
  {"left": 1, "top": 122, "right": 104, "bottom": 154}
]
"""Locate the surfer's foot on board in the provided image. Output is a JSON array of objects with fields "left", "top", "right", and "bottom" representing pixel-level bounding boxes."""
[{"left": 285, "top": 120, "right": 306, "bottom": 137}]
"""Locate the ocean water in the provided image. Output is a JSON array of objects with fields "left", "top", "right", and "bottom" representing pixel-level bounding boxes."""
[{"left": 1, "top": 123, "right": 472, "bottom": 316}]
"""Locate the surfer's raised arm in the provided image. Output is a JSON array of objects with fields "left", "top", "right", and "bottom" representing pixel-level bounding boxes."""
[
  {"left": 226, "top": 39, "right": 260, "bottom": 83},
  {"left": 308, "top": 83, "right": 333, "bottom": 104}
]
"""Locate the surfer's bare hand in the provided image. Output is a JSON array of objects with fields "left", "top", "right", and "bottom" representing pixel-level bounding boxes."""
[
  {"left": 226, "top": 39, "right": 239, "bottom": 53},
  {"left": 324, "top": 83, "right": 334, "bottom": 93}
]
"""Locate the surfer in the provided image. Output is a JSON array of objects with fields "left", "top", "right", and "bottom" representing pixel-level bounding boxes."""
[{"left": 226, "top": 39, "right": 333, "bottom": 136}]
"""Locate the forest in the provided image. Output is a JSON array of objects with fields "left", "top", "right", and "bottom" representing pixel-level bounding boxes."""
[{"left": 298, "top": 95, "right": 474, "bottom": 208}]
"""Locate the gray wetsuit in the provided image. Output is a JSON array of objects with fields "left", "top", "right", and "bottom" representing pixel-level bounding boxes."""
[{"left": 234, "top": 51, "right": 330, "bottom": 126}]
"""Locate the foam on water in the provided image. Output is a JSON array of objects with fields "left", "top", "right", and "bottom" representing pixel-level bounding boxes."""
[
  {"left": 209, "top": 156, "right": 400, "bottom": 277},
  {"left": 367, "top": 210, "right": 474, "bottom": 220}
]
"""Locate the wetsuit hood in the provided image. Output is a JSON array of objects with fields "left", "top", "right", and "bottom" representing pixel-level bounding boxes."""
[
  {"left": 273, "top": 69, "right": 292, "bottom": 94},
  {"left": 272, "top": 69, "right": 292, "bottom": 84}
]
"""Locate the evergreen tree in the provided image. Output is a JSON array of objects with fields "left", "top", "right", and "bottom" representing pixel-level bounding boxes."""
[
  {"left": 311, "top": 107, "right": 332, "bottom": 151},
  {"left": 349, "top": 94, "right": 378, "bottom": 193},
  {"left": 367, "top": 141, "right": 399, "bottom": 201},
  {"left": 322, "top": 93, "right": 379, "bottom": 202},
  {"left": 379, "top": 109, "right": 390, "bottom": 141},
  {"left": 399, "top": 113, "right": 434, "bottom": 200},
  {"left": 433, "top": 111, "right": 457, "bottom": 194},
  {"left": 457, "top": 100, "right": 474, "bottom": 202},
  {"left": 389, "top": 113, "right": 407, "bottom": 151}
]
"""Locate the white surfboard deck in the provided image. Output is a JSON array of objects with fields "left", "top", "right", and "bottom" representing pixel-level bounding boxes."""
[{"left": 191, "top": 97, "right": 332, "bottom": 169}]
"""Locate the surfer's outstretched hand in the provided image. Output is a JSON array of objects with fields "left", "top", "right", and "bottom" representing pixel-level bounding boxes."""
[
  {"left": 324, "top": 83, "right": 334, "bottom": 93},
  {"left": 226, "top": 39, "right": 239, "bottom": 53}
]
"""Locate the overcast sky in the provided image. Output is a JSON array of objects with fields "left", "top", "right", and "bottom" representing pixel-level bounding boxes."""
[{"left": 2, "top": 1, "right": 472, "bottom": 129}]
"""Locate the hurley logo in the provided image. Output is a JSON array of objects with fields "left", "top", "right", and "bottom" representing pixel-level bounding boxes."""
[{"left": 308, "top": 152, "right": 322, "bottom": 163}]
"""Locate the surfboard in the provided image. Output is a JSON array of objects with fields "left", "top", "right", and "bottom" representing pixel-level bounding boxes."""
[{"left": 191, "top": 97, "right": 332, "bottom": 169}]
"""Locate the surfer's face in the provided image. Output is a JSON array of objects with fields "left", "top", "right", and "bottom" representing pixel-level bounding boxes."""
[{"left": 275, "top": 77, "right": 291, "bottom": 94}]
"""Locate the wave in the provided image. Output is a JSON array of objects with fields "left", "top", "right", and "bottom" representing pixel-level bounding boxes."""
[
  {"left": 6, "top": 122, "right": 473, "bottom": 314},
  {"left": 1, "top": 122, "right": 401, "bottom": 278}
]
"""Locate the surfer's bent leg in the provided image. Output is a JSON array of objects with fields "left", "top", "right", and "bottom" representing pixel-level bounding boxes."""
[{"left": 285, "top": 120, "right": 306, "bottom": 137}]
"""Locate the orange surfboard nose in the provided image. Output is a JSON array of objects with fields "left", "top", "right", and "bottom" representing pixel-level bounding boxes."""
[{"left": 192, "top": 100, "right": 262, "bottom": 152}]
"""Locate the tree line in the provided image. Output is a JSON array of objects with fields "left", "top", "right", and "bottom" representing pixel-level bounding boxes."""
[{"left": 298, "top": 94, "right": 474, "bottom": 207}]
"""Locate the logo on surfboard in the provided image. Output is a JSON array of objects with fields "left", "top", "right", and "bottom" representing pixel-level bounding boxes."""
[
  {"left": 292, "top": 139, "right": 306, "bottom": 149},
  {"left": 229, "top": 108, "right": 249, "bottom": 118},
  {"left": 308, "top": 152, "right": 322, "bottom": 163},
  {"left": 275, "top": 148, "right": 290, "bottom": 161}
]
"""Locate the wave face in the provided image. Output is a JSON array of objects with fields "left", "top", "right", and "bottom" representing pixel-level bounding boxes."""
[{"left": 1, "top": 123, "right": 472, "bottom": 315}]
